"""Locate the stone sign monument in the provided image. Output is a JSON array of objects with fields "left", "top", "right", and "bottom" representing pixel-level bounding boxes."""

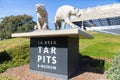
[{"left": 12, "top": 4, "right": 93, "bottom": 80}]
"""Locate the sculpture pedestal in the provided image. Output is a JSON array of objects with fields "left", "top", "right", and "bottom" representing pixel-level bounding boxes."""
[
  {"left": 12, "top": 29, "right": 93, "bottom": 80},
  {"left": 30, "top": 36, "right": 79, "bottom": 79}
]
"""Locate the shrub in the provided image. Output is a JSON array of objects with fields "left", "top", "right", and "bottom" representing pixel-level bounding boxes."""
[
  {"left": 106, "top": 53, "right": 120, "bottom": 80},
  {"left": 0, "top": 75, "right": 17, "bottom": 80},
  {"left": 0, "top": 43, "right": 29, "bottom": 73}
]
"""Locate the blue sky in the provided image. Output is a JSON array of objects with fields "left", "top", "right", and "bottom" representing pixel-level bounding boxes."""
[{"left": 0, "top": 0, "right": 120, "bottom": 29}]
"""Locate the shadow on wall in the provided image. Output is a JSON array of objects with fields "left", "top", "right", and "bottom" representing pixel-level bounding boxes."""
[
  {"left": 0, "top": 50, "right": 12, "bottom": 64},
  {"left": 71, "top": 53, "right": 105, "bottom": 78}
]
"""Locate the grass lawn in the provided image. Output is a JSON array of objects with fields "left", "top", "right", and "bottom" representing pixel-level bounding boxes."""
[
  {"left": 80, "top": 31, "right": 120, "bottom": 70},
  {"left": 0, "top": 38, "right": 29, "bottom": 52}
]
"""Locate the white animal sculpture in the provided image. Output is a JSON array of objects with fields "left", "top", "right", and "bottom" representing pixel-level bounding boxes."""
[
  {"left": 34, "top": 4, "right": 49, "bottom": 30},
  {"left": 54, "top": 5, "right": 82, "bottom": 30}
]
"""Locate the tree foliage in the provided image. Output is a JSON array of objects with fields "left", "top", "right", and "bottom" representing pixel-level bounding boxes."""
[{"left": 0, "top": 14, "right": 36, "bottom": 39}]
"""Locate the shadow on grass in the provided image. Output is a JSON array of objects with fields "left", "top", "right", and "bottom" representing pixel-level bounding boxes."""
[
  {"left": 71, "top": 53, "right": 105, "bottom": 78},
  {"left": 0, "top": 50, "right": 12, "bottom": 64}
]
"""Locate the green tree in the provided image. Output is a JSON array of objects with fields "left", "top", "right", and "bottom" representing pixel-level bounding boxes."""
[{"left": 0, "top": 14, "right": 36, "bottom": 39}]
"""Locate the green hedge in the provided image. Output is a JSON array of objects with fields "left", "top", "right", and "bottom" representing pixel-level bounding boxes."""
[
  {"left": 0, "top": 43, "right": 29, "bottom": 73},
  {"left": 106, "top": 53, "right": 120, "bottom": 80}
]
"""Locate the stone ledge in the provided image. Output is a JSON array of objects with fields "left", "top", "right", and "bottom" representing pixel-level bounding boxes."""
[{"left": 12, "top": 29, "right": 93, "bottom": 39}]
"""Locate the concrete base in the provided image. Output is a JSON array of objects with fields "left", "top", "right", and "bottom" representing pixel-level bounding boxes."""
[{"left": 30, "top": 70, "right": 68, "bottom": 80}]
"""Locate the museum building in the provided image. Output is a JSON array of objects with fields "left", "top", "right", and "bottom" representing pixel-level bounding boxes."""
[{"left": 72, "top": 3, "right": 120, "bottom": 34}]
